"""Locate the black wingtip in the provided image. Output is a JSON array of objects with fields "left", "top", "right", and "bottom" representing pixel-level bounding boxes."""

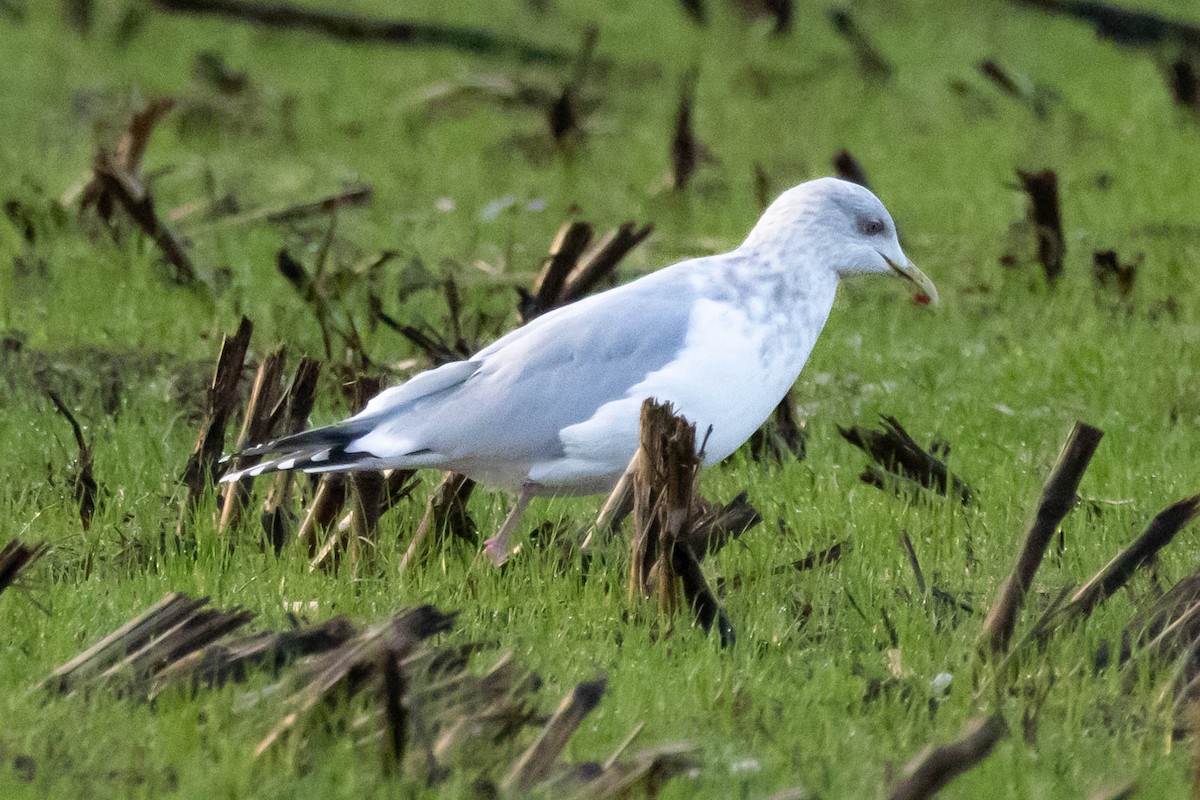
[
  {"left": 233, "top": 418, "right": 376, "bottom": 462},
  {"left": 221, "top": 446, "right": 378, "bottom": 483}
]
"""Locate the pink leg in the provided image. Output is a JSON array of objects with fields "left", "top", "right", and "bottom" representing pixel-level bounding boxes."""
[{"left": 483, "top": 485, "right": 535, "bottom": 566}]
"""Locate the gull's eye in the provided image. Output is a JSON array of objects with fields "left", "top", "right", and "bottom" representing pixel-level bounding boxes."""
[{"left": 858, "top": 217, "right": 886, "bottom": 236}]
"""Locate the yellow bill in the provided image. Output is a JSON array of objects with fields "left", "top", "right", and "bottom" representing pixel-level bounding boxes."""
[{"left": 884, "top": 255, "right": 939, "bottom": 307}]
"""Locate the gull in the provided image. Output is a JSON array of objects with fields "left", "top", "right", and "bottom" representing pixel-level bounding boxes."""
[{"left": 223, "top": 177, "right": 937, "bottom": 563}]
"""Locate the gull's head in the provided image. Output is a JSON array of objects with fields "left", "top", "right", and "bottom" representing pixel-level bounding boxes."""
[{"left": 742, "top": 177, "right": 938, "bottom": 305}]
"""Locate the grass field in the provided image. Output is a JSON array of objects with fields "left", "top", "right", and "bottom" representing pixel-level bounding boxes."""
[{"left": 3, "top": 0, "right": 1200, "bottom": 797}]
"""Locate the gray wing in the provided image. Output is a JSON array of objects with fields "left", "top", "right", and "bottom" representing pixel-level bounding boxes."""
[
  {"left": 224, "top": 264, "right": 701, "bottom": 480},
  {"left": 354, "top": 267, "right": 701, "bottom": 466}
]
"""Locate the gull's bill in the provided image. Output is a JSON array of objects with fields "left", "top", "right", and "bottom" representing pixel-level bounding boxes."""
[{"left": 884, "top": 254, "right": 939, "bottom": 307}]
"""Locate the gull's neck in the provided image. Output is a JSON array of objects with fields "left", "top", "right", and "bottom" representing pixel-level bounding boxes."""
[
  {"left": 735, "top": 197, "right": 841, "bottom": 313},
  {"left": 686, "top": 233, "right": 839, "bottom": 377},
  {"left": 684, "top": 185, "right": 854, "bottom": 378},
  {"left": 696, "top": 231, "right": 840, "bottom": 317}
]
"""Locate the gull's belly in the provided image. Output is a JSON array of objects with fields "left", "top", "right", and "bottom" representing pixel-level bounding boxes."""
[
  {"left": 652, "top": 342, "right": 800, "bottom": 463},
  {"left": 674, "top": 371, "right": 794, "bottom": 463},
  {"left": 636, "top": 298, "right": 815, "bottom": 464}
]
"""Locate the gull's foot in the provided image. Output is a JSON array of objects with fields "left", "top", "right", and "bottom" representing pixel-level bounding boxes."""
[{"left": 483, "top": 534, "right": 510, "bottom": 566}]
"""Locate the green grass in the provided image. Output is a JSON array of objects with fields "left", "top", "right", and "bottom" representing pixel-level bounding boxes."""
[{"left": 3, "top": 0, "right": 1200, "bottom": 796}]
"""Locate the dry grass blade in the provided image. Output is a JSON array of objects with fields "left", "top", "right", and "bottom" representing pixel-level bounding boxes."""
[
  {"left": 42, "top": 593, "right": 210, "bottom": 694},
  {"left": 832, "top": 149, "right": 872, "bottom": 188},
  {"left": 559, "top": 221, "right": 653, "bottom": 305},
  {"left": 92, "top": 150, "right": 199, "bottom": 287},
  {"left": 670, "top": 67, "right": 699, "bottom": 190},
  {"left": 602, "top": 722, "right": 645, "bottom": 770},
  {"left": 399, "top": 472, "right": 477, "bottom": 574},
  {"left": 1093, "top": 250, "right": 1139, "bottom": 299},
  {"left": 685, "top": 492, "right": 762, "bottom": 560},
  {"left": 748, "top": 390, "right": 807, "bottom": 465},
  {"left": 1132, "top": 596, "right": 1200, "bottom": 669},
  {"left": 629, "top": 400, "right": 736, "bottom": 645},
  {"left": 502, "top": 677, "right": 607, "bottom": 793},
  {"left": 255, "top": 605, "right": 456, "bottom": 756},
  {"left": 838, "top": 415, "right": 973, "bottom": 504},
  {"left": 629, "top": 399, "right": 699, "bottom": 604},
  {"left": 96, "top": 605, "right": 257, "bottom": 694},
  {"left": 887, "top": 715, "right": 1007, "bottom": 800},
  {"left": 296, "top": 476, "right": 348, "bottom": 557},
  {"left": 581, "top": 455, "right": 637, "bottom": 550},
  {"left": 153, "top": 616, "right": 357, "bottom": 692},
  {"left": 177, "top": 316, "right": 253, "bottom": 536},
  {"left": 219, "top": 345, "right": 288, "bottom": 534},
  {"left": 1107, "top": 569, "right": 1200, "bottom": 672},
  {"left": 519, "top": 221, "right": 593, "bottom": 322},
  {"left": 572, "top": 742, "right": 698, "bottom": 800},
  {"left": 261, "top": 357, "right": 322, "bottom": 552},
  {"left": 44, "top": 389, "right": 99, "bottom": 531},
  {"left": 308, "top": 499, "right": 351, "bottom": 572},
  {"left": 1017, "top": 168, "right": 1065, "bottom": 285},
  {"left": 829, "top": 7, "right": 894, "bottom": 80},
  {"left": 672, "top": 537, "right": 735, "bottom": 646},
  {"left": 1008, "top": 0, "right": 1200, "bottom": 49},
  {"left": 153, "top": 0, "right": 572, "bottom": 63},
  {"left": 0, "top": 539, "right": 48, "bottom": 597},
  {"left": 216, "top": 184, "right": 372, "bottom": 226},
  {"left": 787, "top": 540, "right": 849, "bottom": 573},
  {"left": 899, "top": 530, "right": 927, "bottom": 595},
  {"left": 978, "top": 421, "right": 1103, "bottom": 656},
  {"left": 1040, "top": 494, "right": 1200, "bottom": 635}
]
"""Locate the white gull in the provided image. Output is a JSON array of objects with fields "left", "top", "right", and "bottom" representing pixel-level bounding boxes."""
[{"left": 223, "top": 177, "right": 938, "bottom": 562}]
